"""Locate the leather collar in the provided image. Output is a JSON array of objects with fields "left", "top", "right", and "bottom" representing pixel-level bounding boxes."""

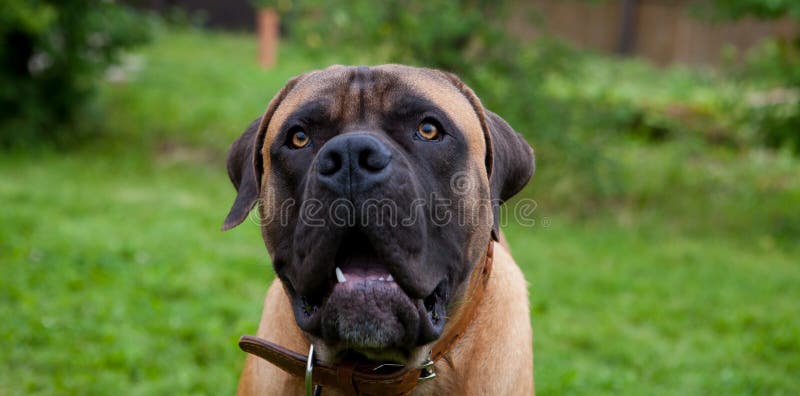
[{"left": 239, "top": 241, "right": 495, "bottom": 395}]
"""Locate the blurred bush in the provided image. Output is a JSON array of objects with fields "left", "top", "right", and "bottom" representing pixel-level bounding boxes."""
[
  {"left": 698, "top": 0, "right": 800, "bottom": 152},
  {"left": 736, "top": 39, "right": 800, "bottom": 152},
  {"left": 0, "top": 0, "right": 154, "bottom": 147},
  {"left": 292, "top": 0, "right": 512, "bottom": 76},
  {"left": 697, "top": 0, "right": 800, "bottom": 20}
]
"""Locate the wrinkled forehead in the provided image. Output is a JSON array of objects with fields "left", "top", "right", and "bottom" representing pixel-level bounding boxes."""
[{"left": 264, "top": 65, "right": 486, "bottom": 153}]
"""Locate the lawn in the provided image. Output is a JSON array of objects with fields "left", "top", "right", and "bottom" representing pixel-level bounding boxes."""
[{"left": 1, "top": 30, "right": 798, "bottom": 395}]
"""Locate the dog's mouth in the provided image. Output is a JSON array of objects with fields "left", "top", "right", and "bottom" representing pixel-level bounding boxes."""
[{"left": 287, "top": 230, "right": 448, "bottom": 360}]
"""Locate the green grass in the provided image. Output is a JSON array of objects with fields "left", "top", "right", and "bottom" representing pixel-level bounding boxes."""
[
  {"left": 2, "top": 29, "right": 799, "bottom": 395},
  {"left": 0, "top": 150, "right": 269, "bottom": 394},
  {"left": 508, "top": 223, "right": 800, "bottom": 395}
]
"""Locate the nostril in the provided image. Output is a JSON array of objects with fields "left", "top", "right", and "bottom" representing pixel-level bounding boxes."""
[
  {"left": 358, "top": 147, "right": 392, "bottom": 172},
  {"left": 318, "top": 151, "right": 342, "bottom": 176}
]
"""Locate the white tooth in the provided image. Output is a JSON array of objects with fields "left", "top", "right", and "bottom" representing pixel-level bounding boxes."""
[
  {"left": 335, "top": 267, "right": 346, "bottom": 283},
  {"left": 379, "top": 277, "right": 385, "bottom": 281},
  {"left": 386, "top": 274, "right": 394, "bottom": 282}
]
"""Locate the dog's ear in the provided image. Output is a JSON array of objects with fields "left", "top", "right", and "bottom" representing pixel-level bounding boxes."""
[
  {"left": 434, "top": 70, "right": 535, "bottom": 239},
  {"left": 483, "top": 110, "right": 535, "bottom": 239},
  {"left": 221, "top": 75, "right": 305, "bottom": 231},
  {"left": 222, "top": 117, "right": 262, "bottom": 231}
]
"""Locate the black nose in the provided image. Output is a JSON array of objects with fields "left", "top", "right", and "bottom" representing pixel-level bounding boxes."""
[{"left": 316, "top": 133, "right": 392, "bottom": 195}]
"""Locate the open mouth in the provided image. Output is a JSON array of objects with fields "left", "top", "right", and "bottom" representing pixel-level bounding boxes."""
[
  {"left": 333, "top": 231, "right": 396, "bottom": 287},
  {"left": 288, "top": 229, "right": 448, "bottom": 357}
]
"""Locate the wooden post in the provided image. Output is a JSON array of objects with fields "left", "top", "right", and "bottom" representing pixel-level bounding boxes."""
[
  {"left": 257, "top": 8, "right": 279, "bottom": 68},
  {"left": 617, "top": 0, "right": 639, "bottom": 55}
]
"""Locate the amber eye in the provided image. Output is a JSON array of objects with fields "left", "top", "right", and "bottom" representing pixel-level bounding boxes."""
[
  {"left": 417, "top": 121, "right": 439, "bottom": 141},
  {"left": 290, "top": 130, "right": 310, "bottom": 148}
]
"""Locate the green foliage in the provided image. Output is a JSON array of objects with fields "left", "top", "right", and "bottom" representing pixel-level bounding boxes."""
[
  {"left": 287, "top": 0, "right": 510, "bottom": 75},
  {"left": 735, "top": 39, "right": 800, "bottom": 152},
  {"left": 696, "top": 0, "right": 800, "bottom": 20},
  {"left": 0, "top": 0, "right": 153, "bottom": 147},
  {"left": 691, "top": 0, "right": 800, "bottom": 152}
]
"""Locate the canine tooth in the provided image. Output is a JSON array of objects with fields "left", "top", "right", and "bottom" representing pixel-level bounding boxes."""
[
  {"left": 335, "top": 267, "right": 346, "bottom": 283},
  {"left": 379, "top": 277, "right": 385, "bottom": 281},
  {"left": 386, "top": 274, "right": 394, "bottom": 282}
]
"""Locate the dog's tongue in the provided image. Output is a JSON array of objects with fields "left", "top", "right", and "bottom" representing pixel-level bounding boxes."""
[{"left": 337, "top": 252, "right": 392, "bottom": 282}]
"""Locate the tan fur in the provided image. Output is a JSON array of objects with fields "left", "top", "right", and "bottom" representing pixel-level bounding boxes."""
[{"left": 236, "top": 242, "right": 534, "bottom": 395}]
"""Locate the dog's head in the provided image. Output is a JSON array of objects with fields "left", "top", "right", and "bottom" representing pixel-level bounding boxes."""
[{"left": 223, "top": 65, "right": 534, "bottom": 363}]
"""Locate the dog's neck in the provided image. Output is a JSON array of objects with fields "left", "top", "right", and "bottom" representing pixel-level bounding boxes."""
[{"left": 238, "top": 241, "right": 495, "bottom": 395}]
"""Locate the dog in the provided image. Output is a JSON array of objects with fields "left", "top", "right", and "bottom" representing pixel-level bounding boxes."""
[{"left": 223, "top": 65, "right": 535, "bottom": 395}]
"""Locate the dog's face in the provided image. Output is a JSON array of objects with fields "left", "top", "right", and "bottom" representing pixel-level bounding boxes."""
[{"left": 224, "top": 65, "right": 533, "bottom": 363}]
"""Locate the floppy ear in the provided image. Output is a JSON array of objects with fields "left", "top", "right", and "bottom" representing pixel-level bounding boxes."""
[
  {"left": 221, "top": 117, "right": 262, "bottom": 231},
  {"left": 484, "top": 110, "right": 535, "bottom": 239},
  {"left": 221, "top": 75, "right": 305, "bottom": 231}
]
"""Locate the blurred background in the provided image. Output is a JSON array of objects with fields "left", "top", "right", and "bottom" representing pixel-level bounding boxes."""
[{"left": 1, "top": 0, "right": 798, "bottom": 394}]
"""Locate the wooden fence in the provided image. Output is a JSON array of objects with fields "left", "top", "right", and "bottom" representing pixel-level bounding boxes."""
[{"left": 509, "top": 0, "right": 800, "bottom": 66}]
